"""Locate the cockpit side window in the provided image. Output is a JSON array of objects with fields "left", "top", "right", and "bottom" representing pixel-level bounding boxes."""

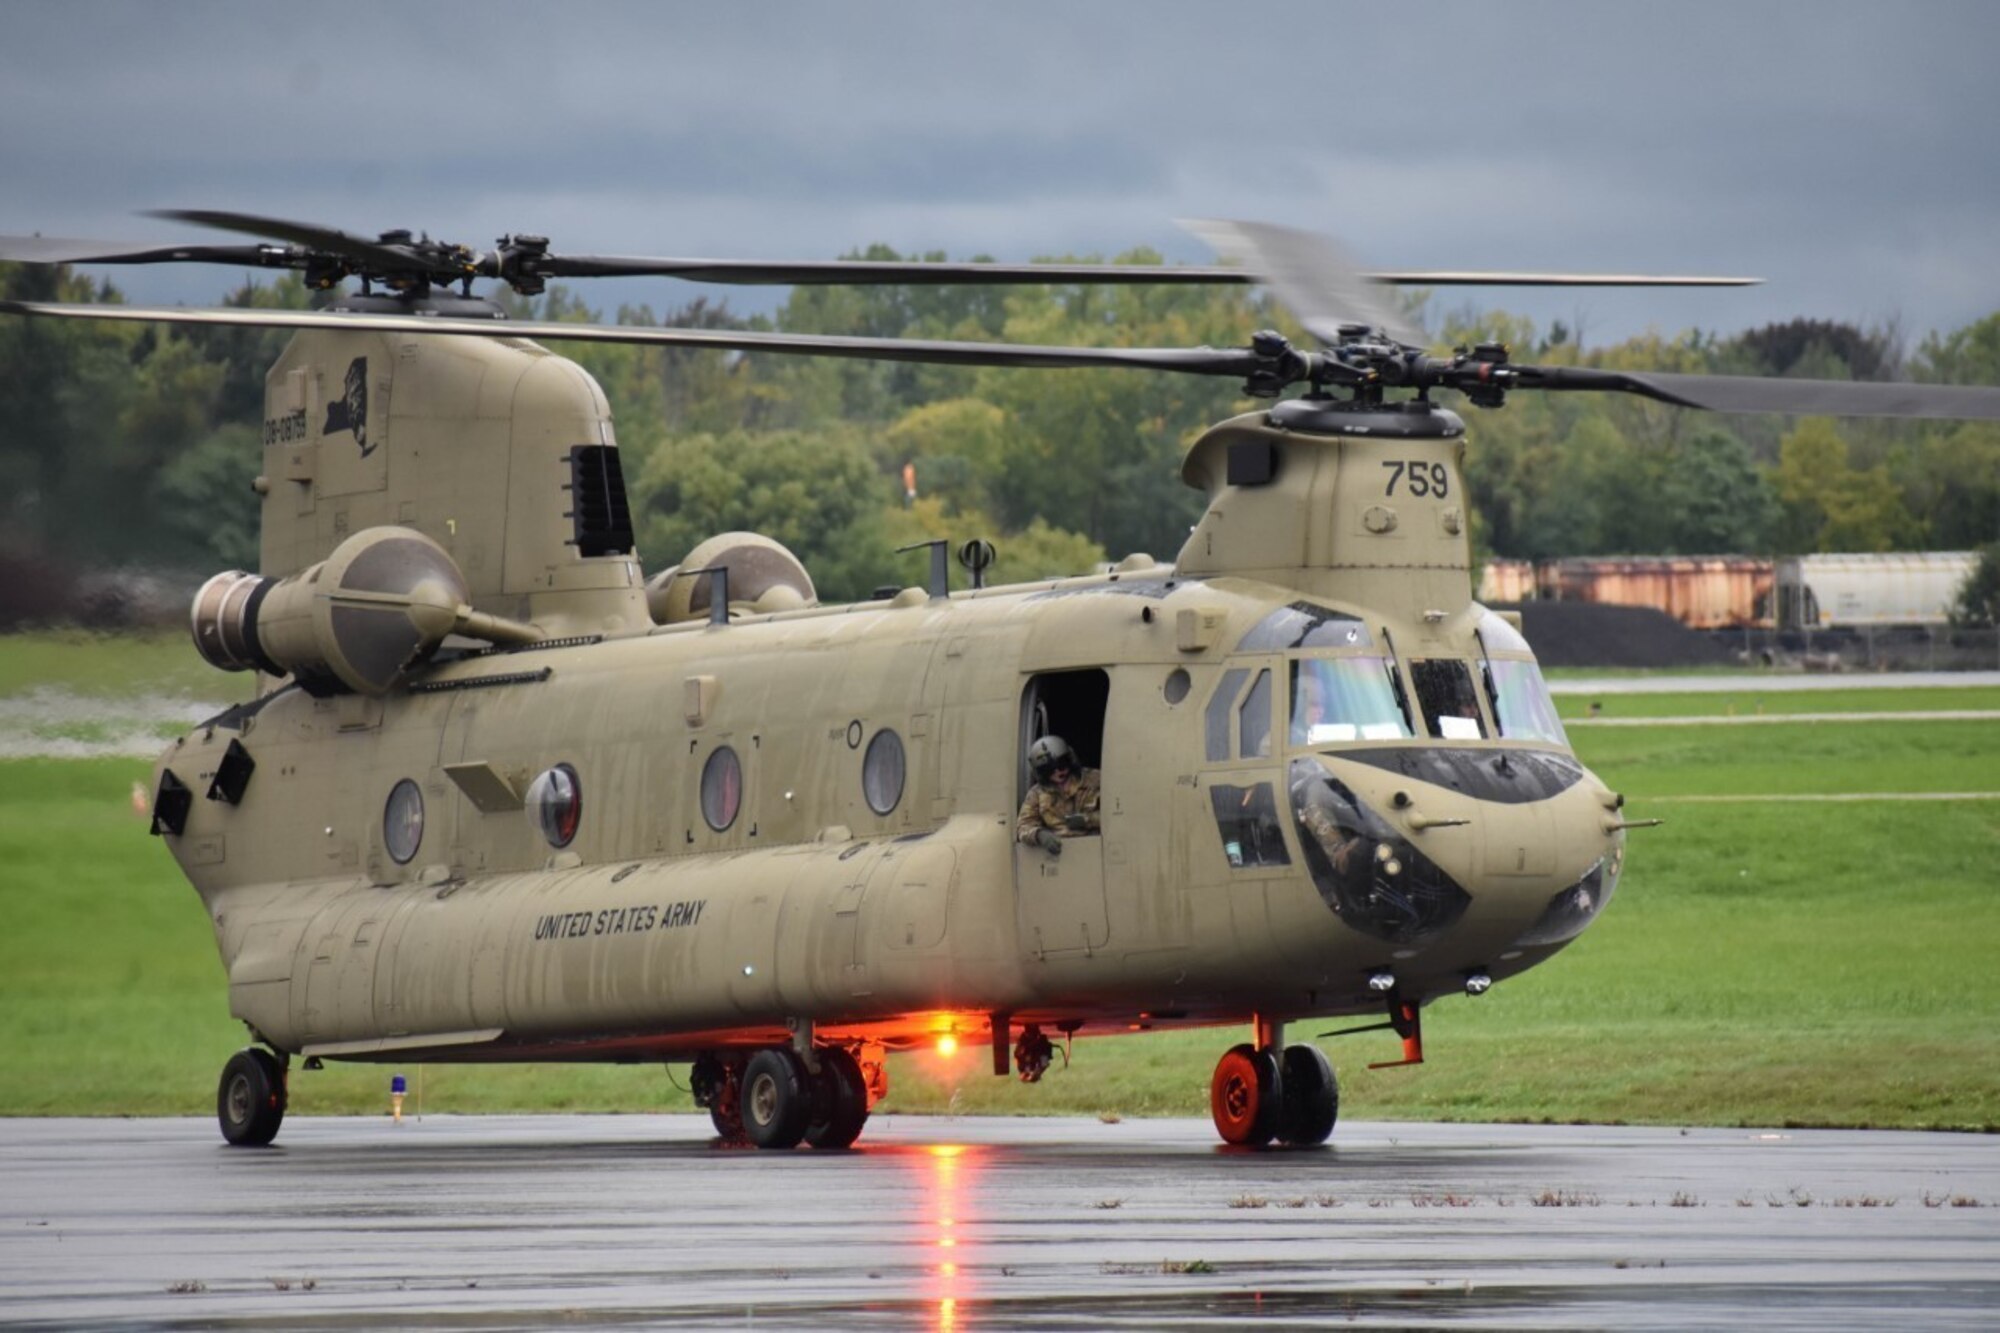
[
  {"left": 1238, "top": 669, "right": 1272, "bottom": 757},
  {"left": 1409, "top": 659, "right": 1489, "bottom": 741},
  {"left": 1205, "top": 667, "right": 1249, "bottom": 762},
  {"left": 1289, "top": 657, "right": 1413, "bottom": 744}
]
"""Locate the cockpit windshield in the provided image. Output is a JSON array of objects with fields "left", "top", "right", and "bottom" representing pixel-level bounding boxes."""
[
  {"left": 1484, "top": 658, "right": 1568, "bottom": 744},
  {"left": 1410, "top": 659, "right": 1489, "bottom": 740},
  {"left": 1289, "top": 657, "right": 1413, "bottom": 745},
  {"left": 1476, "top": 613, "right": 1569, "bottom": 745}
]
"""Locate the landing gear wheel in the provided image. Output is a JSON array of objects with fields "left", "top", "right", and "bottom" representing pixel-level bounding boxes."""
[
  {"left": 741, "top": 1048, "right": 811, "bottom": 1149},
  {"left": 804, "top": 1047, "right": 870, "bottom": 1150},
  {"left": 1275, "top": 1043, "right": 1338, "bottom": 1146},
  {"left": 218, "top": 1047, "right": 286, "bottom": 1147},
  {"left": 1209, "top": 1043, "right": 1281, "bottom": 1147}
]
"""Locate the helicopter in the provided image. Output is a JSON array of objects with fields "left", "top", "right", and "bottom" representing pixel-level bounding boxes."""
[{"left": 5, "top": 210, "right": 1998, "bottom": 1152}]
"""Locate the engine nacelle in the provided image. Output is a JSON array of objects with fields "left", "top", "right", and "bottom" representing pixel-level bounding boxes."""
[
  {"left": 646, "top": 531, "right": 818, "bottom": 625},
  {"left": 191, "top": 526, "right": 536, "bottom": 696}
]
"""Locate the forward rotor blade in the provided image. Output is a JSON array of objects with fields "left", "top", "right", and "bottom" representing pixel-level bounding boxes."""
[
  {"left": 0, "top": 298, "right": 1261, "bottom": 378},
  {"left": 0, "top": 233, "right": 283, "bottom": 267},
  {"left": 145, "top": 209, "right": 419, "bottom": 272},
  {"left": 1482, "top": 365, "right": 2000, "bottom": 421},
  {"left": 12, "top": 298, "right": 1990, "bottom": 422},
  {"left": 1182, "top": 218, "right": 1429, "bottom": 349}
]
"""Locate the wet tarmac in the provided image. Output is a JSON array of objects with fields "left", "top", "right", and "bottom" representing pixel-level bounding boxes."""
[{"left": 2, "top": 1115, "right": 1995, "bottom": 1329}]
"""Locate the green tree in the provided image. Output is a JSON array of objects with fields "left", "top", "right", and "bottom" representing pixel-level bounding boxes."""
[
  {"left": 876, "top": 496, "right": 1106, "bottom": 587},
  {"left": 0, "top": 262, "right": 137, "bottom": 554},
  {"left": 631, "top": 425, "right": 897, "bottom": 602},
  {"left": 1952, "top": 542, "right": 2000, "bottom": 627},
  {"left": 152, "top": 422, "right": 262, "bottom": 568},
  {"left": 1773, "top": 418, "right": 1915, "bottom": 553},
  {"left": 1658, "top": 428, "right": 1779, "bottom": 553},
  {"left": 1914, "top": 312, "right": 2000, "bottom": 385},
  {"left": 1894, "top": 424, "right": 2000, "bottom": 550}
]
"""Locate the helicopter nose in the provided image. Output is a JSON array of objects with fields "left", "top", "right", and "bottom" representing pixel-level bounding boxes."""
[{"left": 1287, "top": 751, "right": 1626, "bottom": 960}]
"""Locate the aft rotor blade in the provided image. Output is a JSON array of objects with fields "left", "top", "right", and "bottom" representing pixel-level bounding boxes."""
[
  {"left": 1374, "top": 270, "right": 1759, "bottom": 288},
  {"left": 145, "top": 208, "right": 420, "bottom": 272},
  {"left": 541, "top": 257, "right": 1763, "bottom": 287},
  {"left": 1486, "top": 365, "right": 2000, "bottom": 421},
  {"left": 0, "top": 232, "right": 284, "bottom": 267},
  {"left": 537, "top": 255, "right": 1255, "bottom": 285},
  {"left": 0, "top": 298, "right": 1262, "bottom": 377},
  {"left": 4, "top": 216, "right": 1760, "bottom": 290},
  {"left": 1182, "top": 218, "right": 1430, "bottom": 349}
]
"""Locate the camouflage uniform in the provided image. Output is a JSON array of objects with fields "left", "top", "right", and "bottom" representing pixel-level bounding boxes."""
[
  {"left": 1016, "top": 768, "right": 1102, "bottom": 845},
  {"left": 1297, "top": 785, "right": 1364, "bottom": 875}
]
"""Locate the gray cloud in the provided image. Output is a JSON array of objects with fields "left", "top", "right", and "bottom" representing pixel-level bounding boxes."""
[{"left": 2, "top": 0, "right": 1996, "bottom": 347}]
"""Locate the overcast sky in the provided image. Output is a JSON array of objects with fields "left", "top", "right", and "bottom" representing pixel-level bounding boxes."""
[{"left": 5, "top": 1, "right": 1997, "bottom": 352}]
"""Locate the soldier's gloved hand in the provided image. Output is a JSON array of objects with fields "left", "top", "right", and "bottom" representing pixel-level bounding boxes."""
[
  {"left": 1035, "top": 828, "right": 1063, "bottom": 856},
  {"left": 1063, "top": 813, "right": 1091, "bottom": 832}
]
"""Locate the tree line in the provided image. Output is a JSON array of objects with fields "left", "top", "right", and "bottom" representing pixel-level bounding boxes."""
[{"left": 3, "top": 252, "right": 1997, "bottom": 614}]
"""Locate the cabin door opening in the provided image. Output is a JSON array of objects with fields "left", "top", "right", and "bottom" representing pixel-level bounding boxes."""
[{"left": 1014, "top": 669, "right": 1110, "bottom": 956}]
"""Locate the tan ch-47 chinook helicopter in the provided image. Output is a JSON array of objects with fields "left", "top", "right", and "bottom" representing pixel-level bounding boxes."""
[{"left": 7, "top": 211, "right": 2000, "bottom": 1152}]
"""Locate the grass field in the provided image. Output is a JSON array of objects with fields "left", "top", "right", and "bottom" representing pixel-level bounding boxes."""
[
  {"left": 1555, "top": 684, "right": 2000, "bottom": 719},
  {"left": 2, "top": 637, "right": 1996, "bottom": 1130},
  {"left": 0, "top": 630, "right": 248, "bottom": 700}
]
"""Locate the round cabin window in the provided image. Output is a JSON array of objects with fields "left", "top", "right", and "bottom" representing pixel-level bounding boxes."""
[
  {"left": 527, "top": 764, "right": 583, "bottom": 848},
  {"left": 1164, "top": 667, "right": 1192, "bottom": 704},
  {"left": 862, "top": 729, "right": 906, "bottom": 815},
  {"left": 701, "top": 746, "right": 742, "bottom": 831},
  {"left": 383, "top": 778, "right": 425, "bottom": 864}
]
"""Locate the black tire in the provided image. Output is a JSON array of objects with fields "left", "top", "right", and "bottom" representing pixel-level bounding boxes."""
[
  {"left": 741, "top": 1048, "right": 810, "bottom": 1150},
  {"left": 804, "top": 1048, "right": 869, "bottom": 1150},
  {"left": 218, "top": 1048, "right": 286, "bottom": 1147},
  {"left": 1276, "top": 1043, "right": 1339, "bottom": 1146},
  {"left": 1209, "top": 1043, "right": 1281, "bottom": 1147}
]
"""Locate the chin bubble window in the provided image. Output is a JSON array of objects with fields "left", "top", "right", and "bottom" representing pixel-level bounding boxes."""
[
  {"left": 527, "top": 763, "right": 583, "bottom": 848},
  {"left": 1208, "top": 782, "right": 1290, "bottom": 869},
  {"left": 383, "top": 778, "right": 425, "bottom": 864},
  {"left": 701, "top": 746, "right": 742, "bottom": 831},
  {"left": 862, "top": 729, "right": 906, "bottom": 815}
]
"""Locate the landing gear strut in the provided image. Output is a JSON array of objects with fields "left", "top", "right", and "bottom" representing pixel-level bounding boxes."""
[
  {"left": 690, "top": 1053, "right": 746, "bottom": 1143},
  {"left": 218, "top": 1047, "right": 287, "bottom": 1146}
]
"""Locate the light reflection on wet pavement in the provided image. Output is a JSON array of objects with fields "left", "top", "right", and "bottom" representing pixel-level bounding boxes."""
[{"left": 2, "top": 1115, "right": 1995, "bottom": 1329}]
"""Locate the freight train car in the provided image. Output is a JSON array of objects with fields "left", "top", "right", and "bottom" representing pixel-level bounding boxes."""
[
  {"left": 1478, "top": 552, "right": 1977, "bottom": 631},
  {"left": 1478, "top": 556, "right": 1771, "bottom": 629},
  {"left": 1772, "top": 552, "right": 1977, "bottom": 630}
]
